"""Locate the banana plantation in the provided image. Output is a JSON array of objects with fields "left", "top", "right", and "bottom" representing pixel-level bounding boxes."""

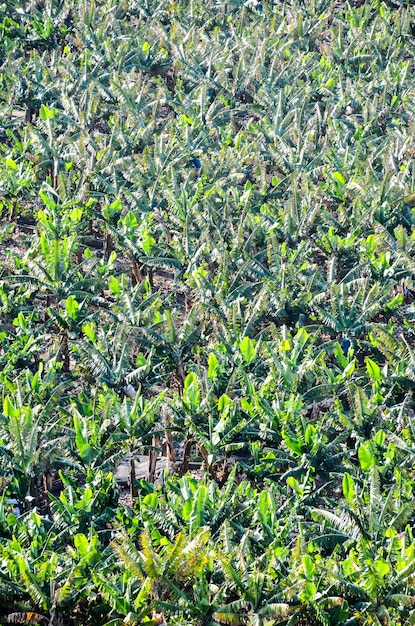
[{"left": 2, "top": 0, "right": 415, "bottom": 623}]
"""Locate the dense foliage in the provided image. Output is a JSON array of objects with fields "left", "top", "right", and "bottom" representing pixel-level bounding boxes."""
[{"left": 2, "top": 0, "right": 415, "bottom": 623}]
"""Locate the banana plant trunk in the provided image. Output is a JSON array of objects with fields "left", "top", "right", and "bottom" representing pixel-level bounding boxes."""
[
  {"left": 130, "top": 457, "right": 137, "bottom": 498},
  {"left": 147, "top": 435, "right": 160, "bottom": 483}
]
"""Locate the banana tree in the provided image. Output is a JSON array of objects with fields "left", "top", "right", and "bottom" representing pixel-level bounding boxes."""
[
  {"left": 109, "top": 525, "right": 213, "bottom": 624},
  {"left": 312, "top": 466, "right": 415, "bottom": 624},
  {"left": 0, "top": 381, "right": 69, "bottom": 510}
]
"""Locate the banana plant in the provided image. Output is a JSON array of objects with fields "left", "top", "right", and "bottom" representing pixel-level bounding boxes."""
[
  {"left": 8, "top": 196, "right": 107, "bottom": 371},
  {"left": 214, "top": 535, "right": 291, "bottom": 626},
  {"left": 309, "top": 279, "right": 393, "bottom": 340},
  {"left": 110, "top": 524, "right": 213, "bottom": 623},
  {"left": 264, "top": 327, "right": 319, "bottom": 394},
  {"left": 49, "top": 467, "right": 119, "bottom": 549},
  {"left": 0, "top": 509, "right": 102, "bottom": 623},
  {"left": 150, "top": 305, "right": 205, "bottom": 392},
  {"left": 184, "top": 389, "right": 250, "bottom": 477},
  {"left": 0, "top": 381, "right": 69, "bottom": 509},
  {"left": 18, "top": 193, "right": 105, "bottom": 303},
  {"left": 106, "top": 207, "right": 182, "bottom": 286},
  {"left": 114, "top": 390, "right": 165, "bottom": 495},
  {"left": 312, "top": 466, "right": 415, "bottom": 624}
]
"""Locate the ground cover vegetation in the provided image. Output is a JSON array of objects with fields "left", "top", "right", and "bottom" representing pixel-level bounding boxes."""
[{"left": 2, "top": 0, "right": 415, "bottom": 623}]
